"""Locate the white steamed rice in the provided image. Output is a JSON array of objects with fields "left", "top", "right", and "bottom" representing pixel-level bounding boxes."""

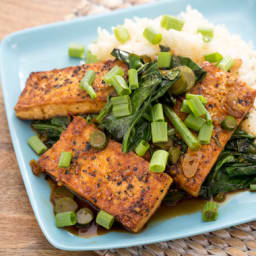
[{"left": 89, "top": 6, "right": 256, "bottom": 135}]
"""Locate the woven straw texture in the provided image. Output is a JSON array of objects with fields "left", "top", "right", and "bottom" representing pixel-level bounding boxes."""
[{"left": 68, "top": 1, "right": 256, "bottom": 255}]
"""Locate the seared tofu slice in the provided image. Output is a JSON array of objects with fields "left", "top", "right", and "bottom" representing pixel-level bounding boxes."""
[
  {"left": 170, "top": 62, "right": 256, "bottom": 197},
  {"left": 35, "top": 116, "right": 172, "bottom": 232},
  {"left": 15, "top": 60, "right": 127, "bottom": 120}
]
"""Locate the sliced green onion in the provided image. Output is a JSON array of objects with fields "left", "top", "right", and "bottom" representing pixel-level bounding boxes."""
[
  {"left": 206, "top": 112, "right": 212, "bottom": 124},
  {"left": 202, "top": 201, "right": 219, "bottom": 222},
  {"left": 81, "top": 70, "right": 96, "bottom": 85},
  {"left": 110, "top": 75, "right": 131, "bottom": 96},
  {"left": 160, "top": 15, "right": 184, "bottom": 31},
  {"left": 168, "top": 128, "right": 175, "bottom": 137},
  {"left": 187, "top": 97, "right": 207, "bottom": 117},
  {"left": 217, "top": 55, "right": 234, "bottom": 71},
  {"left": 143, "top": 27, "right": 162, "bottom": 45},
  {"left": 151, "top": 122, "right": 168, "bottom": 143},
  {"left": 114, "top": 26, "right": 130, "bottom": 43},
  {"left": 157, "top": 52, "right": 172, "bottom": 68},
  {"left": 151, "top": 103, "right": 164, "bottom": 122},
  {"left": 58, "top": 152, "right": 72, "bottom": 168},
  {"left": 86, "top": 50, "right": 98, "bottom": 64},
  {"left": 55, "top": 197, "right": 78, "bottom": 213},
  {"left": 111, "top": 95, "right": 130, "bottom": 105},
  {"left": 55, "top": 211, "right": 76, "bottom": 227},
  {"left": 103, "top": 65, "right": 124, "bottom": 84},
  {"left": 128, "top": 69, "right": 139, "bottom": 90},
  {"left": 180, "top": 99, "right": 191, "bottom": 113},
  {"left": 77, "top": 208, "right": 94, "bottom": 225},
  {"left": 68, "top": 43, "right": 85, "bottom": 59},
  {"left": 163, "top": 105, "right": 200, "bottom": 150},
  {"left": 221, "top": 115, "right": 237, "bottom": 131},
  {"left": 169, "top": 146, "right": 181, "bottom": 164},
  {"left": 80, "top": 70, "right": 97, "bottom": 99},
  {"left": 204, "top": 52, "right": 223, "bottom": 63},
  {"left": 197, "top": 27, "right": 214, "bottom": 43},
  {"left": 198, "top": 123, "right": 213, "bottom": 145},
  {"left": 186, "top": 93, "right": 207, "bottom": 105},
  {"left": 80, "top": 83, "right": 96, "bottom": 99},
  {"left": 149, "top": 150, "right": 169, "bottom": 172},
  {"left": 89, "top": 130, "right": 107, "bottom": 149},
  {"left": 250, "top": 184, "right": 256, "bottom": 192},
  {"left": 184, "top": 114, "right": 205, "bottom": 132},
  {"left": 96, "top": 210, "right": 114, "bottom": 230},
  {"left": 112, "top": 103, "right": 132, "bottom": 117},
  {"left": 135, "top": 140, "right": 150, "bottom": 157},
  {"left": 27, "top": 135, "right": 47, "bottom": 155}
]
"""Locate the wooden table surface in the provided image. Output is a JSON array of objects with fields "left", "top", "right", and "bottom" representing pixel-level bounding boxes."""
[{"left": 0, "top": 1, "right": 96, "bottom": 255}]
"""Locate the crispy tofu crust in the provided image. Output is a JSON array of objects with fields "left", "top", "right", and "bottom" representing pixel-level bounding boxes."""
[
  {"left": 15, "top": 60, "right": 127, "bottom": 120},
  {"left": 36, "top": 116, "right": 172, "bottom": 232},
  {"left": 170, "top": 62, "right": 256, "bottom": 197}
]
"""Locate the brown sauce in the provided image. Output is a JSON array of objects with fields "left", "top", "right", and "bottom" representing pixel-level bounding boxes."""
[{"left": 46, "top": 177, "right": 240, "bottom": 238}]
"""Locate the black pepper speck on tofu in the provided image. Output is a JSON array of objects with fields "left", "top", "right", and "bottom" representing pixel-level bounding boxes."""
[{"left": 35, "top": 116, "right": 172, "bottom": 232}]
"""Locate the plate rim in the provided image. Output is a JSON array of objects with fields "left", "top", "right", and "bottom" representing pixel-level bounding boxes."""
[{"left": 1, "top": 0, "right": 256, "bottom": 251}]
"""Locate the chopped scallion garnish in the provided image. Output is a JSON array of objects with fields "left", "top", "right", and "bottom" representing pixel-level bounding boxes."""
[
  {"left": 103, "top": 65, "right": 124, "bottom": 84},
  {"left": 204, "top": 52, "right": 223, "bottom": 63},
  {"left": 81, "top": 70, "right": 96, "bottom": 85},
  {"left": 112, "top": 102, "right": 132, "bottom": 117},
  {"left": 114, "top": 26, "right": 130, "bottom": 43},
  {"left": 111, "top": 95, "right": 130, "bottom": 105},
  {"left": 27, "top": 135, "right": 47, "bottom": 155},
  {"left": 184, "top": 114, "right": 205, "bottom": 132},
  {"left": 151, "top": 122, "right": 168, "bottom": 143},
  {"left": 160, "top": 15, "right": 184, "bottom": 31},
  {"left": 128, "top": 69, "right": 139, "bottom": 90},
  {"left": 197, "top": 27, "right": 214, "bottom": 43},
  {"left": 157, "top": 52, "right": 172, "bottom": 68},
  {"left": 143, "top": 27, "right": 162, "bottom": 45},
  {"left": 80, "top": 70, "right": 97, "bottom": 99},
  {"left": 180, "top": 99, "right": 191, "bottom": 113},
  {"left": 217, "top": 55, "right": 234, "bottom": 71},
  {"left": 186, "top": 93, "right": 207, "bottom": 105},
  {"left": 198, "top": 123, "right": 213, "bottom": 145},
  {"left": 58, "top": 152, "right": 72, "bottom": 168},
  {"left": 135, "top": 140, "right": 150, "bottom": 157},
  {"left": 151, "top": 103, "right": 164, "bottom": 122},
  {"left": 221, "top": 115, "right": 237, "bottom": 131},
  {"left": 250, "top": 184, "right": 256, "bottom": 192},
  {"left": 163, "top": 105, "right": 200, "bottom": 150},
  {"left": 149, "top": 150, "right": 169, "bottom": 172},
  {"left": 86, "top": 50, "right": 98, "bottom": 64},
  {"left": 202, "top": 201, "right": 219, "bottom": 222},
  {"left": 96, "top": 210, "right": 114, "bottom": 230},
  {"left": 80, "top": 83, "right": 96, "bottom": 99},
  {"left": 68, "top": 43, "right": 85, "bottom": 59},
  {"left": 187, "top": 97, "right": 207, "bottom": 117},
  {"left": 55, "top": 211, "right": 76, "bottom": 227},
  {"left": 110, "top": 75, "right": 131, "bottom": 96}
]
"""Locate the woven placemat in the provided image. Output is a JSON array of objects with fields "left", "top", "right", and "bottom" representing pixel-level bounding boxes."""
[{"left": 67, "top": 1, "right": 256, "bottom": 255}]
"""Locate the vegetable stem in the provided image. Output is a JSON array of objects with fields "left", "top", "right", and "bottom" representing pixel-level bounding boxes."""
[{"left": 163, "top": 105, "right": 200, "bottom": 150}]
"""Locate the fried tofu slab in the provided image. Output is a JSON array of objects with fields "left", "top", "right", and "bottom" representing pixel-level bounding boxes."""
[
  {"left": 35, "top": 116, "right": 172, "bottom": 232},
  {"left": 15, "top": 60, "right": 126, "bottom": 120},
  {"left": 170, "top": 62, "right": 256, "bottom": 197}
]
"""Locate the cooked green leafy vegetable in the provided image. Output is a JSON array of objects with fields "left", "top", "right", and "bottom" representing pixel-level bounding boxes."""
[
  {"left": 31, "top": 117, "right": 69, "bottom": 148},
  {"left": 98, "top": 49, "right": 206, "bottom": 152},
  {"left": 200, "top": 129, "right": 256, "bottom": 198}
]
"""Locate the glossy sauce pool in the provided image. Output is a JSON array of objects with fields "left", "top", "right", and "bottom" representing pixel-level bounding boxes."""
[{"left": 47, "top": 177, "right": 208, "bottom": 238}]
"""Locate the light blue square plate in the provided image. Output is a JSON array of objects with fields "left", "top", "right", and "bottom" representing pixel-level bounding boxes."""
[{"left": 1, "top": 0, "right": 256, "bottom": 251}]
